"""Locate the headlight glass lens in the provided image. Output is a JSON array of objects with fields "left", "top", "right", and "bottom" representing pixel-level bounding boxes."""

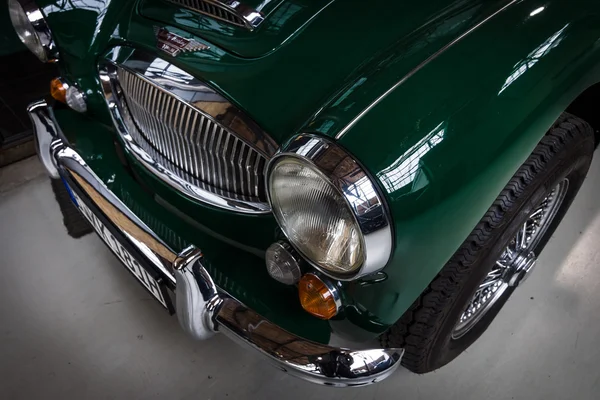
[
  {"left": 268, "top": 157, "right": 364, "bottom": 275},
  {"left": 8, "top": 0, "right": 47, "bottom": 62}
]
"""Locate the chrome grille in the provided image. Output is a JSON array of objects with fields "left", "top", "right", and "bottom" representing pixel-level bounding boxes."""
[
  {"left": 166, "top": 0, "right": 262, "bottom": 29},
  {"left": 117, "top": 66, "right": 268, "bottom": 203}
]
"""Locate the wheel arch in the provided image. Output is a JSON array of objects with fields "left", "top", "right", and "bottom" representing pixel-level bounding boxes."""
[{"left": 566, "top": 82, "right": 600, "bottom": 146}]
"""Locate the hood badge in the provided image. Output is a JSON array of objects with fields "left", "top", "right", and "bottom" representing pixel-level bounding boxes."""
[{"left": 154, "top": 27, "right": 210, "bottom": 57}]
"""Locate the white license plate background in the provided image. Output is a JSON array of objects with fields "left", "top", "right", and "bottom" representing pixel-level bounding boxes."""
[{"left": 71, "top": 192, "right": 169, "bottom": 308}]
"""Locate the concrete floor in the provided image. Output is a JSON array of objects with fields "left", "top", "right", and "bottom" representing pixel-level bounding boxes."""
[{"left": 1, "top": 156, "right": 600, "bottom": 400}]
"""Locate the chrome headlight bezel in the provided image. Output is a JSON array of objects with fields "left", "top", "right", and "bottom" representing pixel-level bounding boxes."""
[
  {"left": 266, "top": 134, "right": 393, "bottom": 281},
  {"left": 9, "top": 0, "right": 58, "bottom": 63}
]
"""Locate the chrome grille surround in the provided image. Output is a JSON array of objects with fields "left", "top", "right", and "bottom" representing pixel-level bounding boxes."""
[
  {"left": 117, "top": 68, "right": 268, "bottom": 202},
  {"left": 99, "top": 47, "right": 277, "bottom": 214},
  {"left": 165, "top": 0, "right": 264, "bottom": 30}
]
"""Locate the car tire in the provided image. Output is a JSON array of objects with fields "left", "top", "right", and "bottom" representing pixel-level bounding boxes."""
[{"left": 380, "top": 113, "right": 595, "bottom": 373}]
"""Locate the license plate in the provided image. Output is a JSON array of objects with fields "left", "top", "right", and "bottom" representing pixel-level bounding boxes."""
[{"left": 71, "top": 191, "right": 169, "bottom": 309}]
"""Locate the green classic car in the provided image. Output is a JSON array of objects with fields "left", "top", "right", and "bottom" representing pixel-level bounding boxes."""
[{"left": 11, "top": 0, "right": 600, "bottom": 386}]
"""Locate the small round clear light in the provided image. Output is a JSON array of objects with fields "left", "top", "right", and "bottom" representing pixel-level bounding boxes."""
[
  {"left": 66, "top": 86, "right": 87, "bottom": 113},
  {"left": 265, "top": 241, "right": 302, "bottom": 285},
  {"left": 268, "top": 157, "right": 364, "bottom": 276},
  {"left": 8, "top": 0, "right": 47, "bottom": 62}
]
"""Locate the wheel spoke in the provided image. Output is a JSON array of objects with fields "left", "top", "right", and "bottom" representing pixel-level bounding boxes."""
[
  {"left": 485, "top": 269, "right": 502, "bottom": 280},
  {"left": 478, "top": 279, "right": 501, "bottom": 290},
  {"left": 519, "top": 222, "right": 528, "bottom": 249},
  {"left": 529, "top": 208, "right": 543, "bottom": 219}
]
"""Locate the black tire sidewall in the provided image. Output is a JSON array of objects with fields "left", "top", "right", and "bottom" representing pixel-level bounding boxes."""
[{"left": 427, "top": 134, "right": 593, "bottom": 370}]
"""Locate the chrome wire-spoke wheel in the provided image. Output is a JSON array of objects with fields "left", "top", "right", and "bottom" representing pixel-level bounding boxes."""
[{"left": 451, "top": 179, "right": 569, "bottom": 339}]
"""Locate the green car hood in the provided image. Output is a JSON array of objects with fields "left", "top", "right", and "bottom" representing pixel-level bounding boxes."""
[{"left": 38, "top": 0, "right": 505, "bottom": 144}]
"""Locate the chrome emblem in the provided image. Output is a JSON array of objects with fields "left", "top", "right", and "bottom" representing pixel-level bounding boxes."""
[{"left": 154, "top": 27, "right": 209, "bottom": 57}]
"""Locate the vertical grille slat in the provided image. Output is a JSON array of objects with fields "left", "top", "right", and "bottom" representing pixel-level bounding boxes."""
[
  {"left": 165, "top": 96, "right": 178, "bottom": 161},
  {"left": 116, "top": 67, "right": 269, "bottom": 203},
  {"left": 228, "top": 137, "right": 239, "bottom": 195},
  {"left": 236, "top": 144, "right": 247, "bottom": 199},
  {"left": 253, "top": 154, "right": 262, "bottom": 198},
  {"left": 244, "top": 148, "right": 254, "bottom": 199},
  {"left": 147, "top": 82, "right": 161, "bottom": 150},
  {"left": 220, "top": 134, "right": 231, "bottom": 194},
  {"left": 140, "top": 79, "right": 155, "bottom": 147},
  {"left": 207, "top": 121, "right": 219, "bottom": 187},
  {"left": 155, "top": 90, "right": 170, "bottom": 155},
  {"left": 181, "top": 106, "right": 193, "bottom": 174},
  {"left": 147, "top": 90, "right": 161, "bottom": 153},
  {"left": 161, "top": 96, "right": 174, "bottom": 163},
  {"left": 171, "top": 101, "right": 184, "bottom": 168},
  {"left": 215, "top": 127, "right": 226, "bottom": 191},
  {"left": 200, "top": 115, "right": 211, "bottom": 182}
]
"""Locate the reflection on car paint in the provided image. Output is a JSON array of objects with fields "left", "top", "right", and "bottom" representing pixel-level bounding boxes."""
[
  {"left": 378, "top": 122, "right": 445, "bottom": 195},
  {"left": 499, "top": 24, "right": 569, "bottom": 94}
]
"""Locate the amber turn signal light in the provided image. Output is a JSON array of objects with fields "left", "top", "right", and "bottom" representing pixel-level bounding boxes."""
[
  {"left": 50, "top": 78, "right": 68, "bottom": 103},
  {"left": 298, "top": 273, "right": 340, "bottom": 320}
]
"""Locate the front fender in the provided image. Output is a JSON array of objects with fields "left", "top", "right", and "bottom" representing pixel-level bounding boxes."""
[{"left": 310, "top": 0, "right": 600, "bottom": 330}]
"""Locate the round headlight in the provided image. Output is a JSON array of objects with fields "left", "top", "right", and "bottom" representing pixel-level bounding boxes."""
[
  {"left": 267, "top": 135, "right": 393, "bottom": 280},
  {"left": 8, "top": 0, "right": 56, "bottom": 63},
  {"left": 269, "top": 157, "right": 364, "bottom": 275}
]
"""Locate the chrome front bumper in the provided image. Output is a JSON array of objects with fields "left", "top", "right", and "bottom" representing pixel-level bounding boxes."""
[{"left": 28, "top": 100, "right": 403, "bottom": 387}]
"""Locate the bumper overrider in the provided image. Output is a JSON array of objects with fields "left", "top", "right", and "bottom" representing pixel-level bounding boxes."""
[{"left": 28, "top": 100, "right": 403, "bottom": 387}]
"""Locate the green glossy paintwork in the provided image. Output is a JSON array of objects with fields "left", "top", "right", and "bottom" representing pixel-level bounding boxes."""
[{"left": 30, "top": 0, "right": 600, "bottom": 341}]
